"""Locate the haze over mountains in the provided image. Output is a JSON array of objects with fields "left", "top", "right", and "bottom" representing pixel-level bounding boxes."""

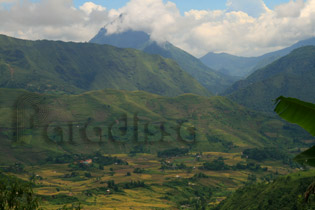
[
  {"left": 0, "top": 34, "right": 209, "bottom": 97},
  {"left": 90, "top": 29, "right": 237, "bottom": 94},
  {"left": 200, "top": 37, "right": 315, "bottom": 78},
  {"left": 225, "top": 46, "right": 315, "bottom": 112}
]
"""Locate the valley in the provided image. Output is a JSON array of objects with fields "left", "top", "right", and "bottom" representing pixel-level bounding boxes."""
[
  {"left": 1, "top": 86, "right": 314, "bottom": 209},
  {"left": 0, "top": 26, "right": 314, "bottom": 209}
]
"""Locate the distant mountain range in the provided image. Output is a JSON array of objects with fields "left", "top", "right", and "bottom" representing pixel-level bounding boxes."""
[
  {"left": 0, "top": 34, "right": 210, "bottom": 97},
  {"left": 90, "top": 29, "right": 238, "bottom": 94},
  {"left": 224, "top": 46, "right": 315, "bottom": 112},
  {"left": 200, "top": 37, "right": 315, "bottom": 77}
]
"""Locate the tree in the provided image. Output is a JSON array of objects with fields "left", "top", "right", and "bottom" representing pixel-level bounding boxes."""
[
  {"left": 274, "top": 96, "right": 315, "bottom": 202},
  {"left": 0, "top": 174, "right": 40, "bottom": 209},
  {"left": 200, "top": 158, "right": 229, "bottom": 171}
]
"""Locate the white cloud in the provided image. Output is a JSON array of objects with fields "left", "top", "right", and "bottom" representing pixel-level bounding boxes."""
[
  {"left": 102, "top": 0, "right": 314, "bottom": 56},
  {"left": 275, "top": 0, "right": 305, "bottom": 17},
  {"left": 80, "top": 2, "right": 106, "bottom": 15},
  {"left": 0, "top": 0, "right": 314, "bottom": 57},
  {"left": 0, "top": 0, "right": 108, "bottom": 41},
  {"left": 226, "top": 0, "right": 270, "bottom": 17}
]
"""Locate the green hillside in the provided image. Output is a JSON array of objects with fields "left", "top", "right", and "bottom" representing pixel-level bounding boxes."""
[
  {"left": 217, "top": 170, "right": 315, "bottom": 210},
  {"left": 0, "top": 88, "right": 311, "bottom": 164},
  {"left": 0, "top": 34, "right": 210, "bottom": 97},
  {"left": 142, "top": 42, "right": 237, "bottom": 94},
  {"left": 90, "top": 29, "right": 237, "bottom": 94},
  {"left": 224, "top": 46, "right": 315, "bottom": 112}
]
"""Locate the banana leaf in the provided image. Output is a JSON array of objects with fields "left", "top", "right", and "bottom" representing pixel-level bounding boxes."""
[
  {"left": 294, "top": 146, "right": 315, "bottom": 167},
  {"left": 274, "top": 96, "right": 315, "bottom": 136},
  {"left": 274, "top": 96, "right": 315, "bottom": 167}
]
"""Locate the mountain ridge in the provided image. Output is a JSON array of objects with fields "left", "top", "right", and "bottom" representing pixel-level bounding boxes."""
[
  {"left": 90, "top": 29, "right": 238, "bottom": 94},
  {"left": 224, "top": 46, "right": 315, "bottom": 112},
  {"left": 0, "top": 34, "right": 210, "bottom": 97},
  {"left": 200, "top": 37, "right": 315, "bottom": 77}
]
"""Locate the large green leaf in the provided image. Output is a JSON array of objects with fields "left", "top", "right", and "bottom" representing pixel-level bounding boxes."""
[
  {"left": 274, "top": 96, "right": 315, "bottom": 167},
  {"left": 274, "top": 96, "right": 315, "bottom": 136},
  {"left": 294, "top": 146, "right": 315, "bottom": 167}
]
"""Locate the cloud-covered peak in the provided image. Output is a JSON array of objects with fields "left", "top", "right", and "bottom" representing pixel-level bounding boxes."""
[{"left": 105, "top": 0, "right": 180, "bottom": 44}]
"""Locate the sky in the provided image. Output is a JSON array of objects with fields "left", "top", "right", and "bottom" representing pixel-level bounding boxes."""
[
  {"left": 0, "top": 0, "right": 314, "bottom": 57},
  {"left": 73, "top": 0, "right": 296, "bottom": 12}
]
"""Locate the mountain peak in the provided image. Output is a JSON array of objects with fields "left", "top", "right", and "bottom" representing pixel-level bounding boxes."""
[{"left": 90, "top": 29, "right": 151, "bottom": 49}]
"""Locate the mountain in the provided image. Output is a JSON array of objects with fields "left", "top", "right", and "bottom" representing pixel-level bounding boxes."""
[
  {"left": 200, "top": 37, "right": 315, "bottom": 77},
  {"left": 0, "top": 88, "right": 311, "bottom": 163},
  {"left": 90, "top": 28, "right": 151, "bottom": 49},
  {"left": 200, "top": 52, "right": 261, "bottom": 78},
  {"left": 90, "top": 29, "right": 237, "bottom": 94},
  {"left": 0, "top": 34, "right": 211, "bottom": 97},
  {"left": 224, "top": 46, "right": 315, "bottom": 112}
]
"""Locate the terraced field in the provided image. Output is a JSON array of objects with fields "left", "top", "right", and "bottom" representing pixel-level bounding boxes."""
[{"left": 5, "top": 151, "right": 301, "bottom": 210}]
